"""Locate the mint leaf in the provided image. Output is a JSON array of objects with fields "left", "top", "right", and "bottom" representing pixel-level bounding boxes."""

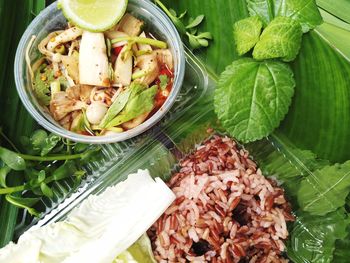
[
  {"left": 214, "top": 58, "right": 295, "bottom": 143},
  {"left": 159, "top": 75, "right": 169, "bottom": 90},
  {"left": 246, "top": 0, "right": 323, "bottom": 32},
  {"left": 233, "top": 16, "right": 263, "bottom": 56},
  {"left": 298, "top": 160, "right": 350, "bottom": 215},
  {"left": 287, "top": 210, "right": 350, "bottom": 263},
  {"left": 253, "top": 16, "right": 303, "bottom": 62}
]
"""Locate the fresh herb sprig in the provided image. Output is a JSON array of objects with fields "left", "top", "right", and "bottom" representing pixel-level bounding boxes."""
[
  {"left": 0, "top": 129, "right": 101, "bottom": 216},
  {"left": 154, "top": 0, "right": 212, "bottom": 50}
]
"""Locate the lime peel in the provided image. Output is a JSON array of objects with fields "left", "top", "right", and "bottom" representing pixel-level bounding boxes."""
[{"left": 58, "top": 0, "right": 128, "bottom": 32}]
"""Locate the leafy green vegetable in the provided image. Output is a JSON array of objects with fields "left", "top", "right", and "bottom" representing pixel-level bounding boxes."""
[
  {"left": 298, "top": 160, "right": 350, "bottom": 216},
  {"left": 0, "top": 0, "right": 46, "bottom": 247},
  {"left": 233, "top": 16, "right": 263, "bottom": 56},
  {"left": 27, "top": 130, "right": 61, "bottom": 156},
  {"left": 333, "top": 232, "right": 350, "bottom": 263},
  {"left": 118, "top": 234, "right": 156, "bottom": 263},
  {"left": 214, "top": 58, "right": 295, "bottom": 143},
  {"left": 5, "top": 195, "right": 40, "bottom": 217},
  {"left": 155, "top": 0, "right": 212, "bottom": 50},
  {"left": 52, "top": 161, "right": 77, "bottom": 181},
  {"left": 0, "top": 165, "right": 10, "bottom": 188},
  {"left": 106, "top": 86, "right": 158, "bottom": 128},
  {"left": 0, "top": 147, "right": 26, "bottom": 171},
  {"left": 33, "top": 64, "right": 55, "bottom": 106},
  {"left": 159, "top": 74, "right": 169, "bottom": 90},
  {"left": 287, "top": 210, "right": 350, "bottom": 263},
  {"left": 253, "top": 16, "right": 303, "bottom": 62},
  {"left": 246, "top": 0, "right": 323, "bottom": 32},
  {"left": 186, "top": 15, "right": 204, "bottom": 29},
  {"left": 99, "top": 89, "right": 131, "bottom": 128}
]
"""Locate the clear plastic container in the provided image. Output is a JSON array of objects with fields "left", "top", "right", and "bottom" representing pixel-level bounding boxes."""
[
  {"left": 14, "top": 0, "right": 185, "bottom": 144},
  {"left": 12, "top": 4, "right": 349, "bottom": 263},
  {"left": 14, "top": 46, "right": 349, "bottom": 263}
]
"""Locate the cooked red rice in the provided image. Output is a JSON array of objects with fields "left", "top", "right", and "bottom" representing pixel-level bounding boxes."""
[{"left": 148, "top": 135, "right": 294, "bottom": 263}]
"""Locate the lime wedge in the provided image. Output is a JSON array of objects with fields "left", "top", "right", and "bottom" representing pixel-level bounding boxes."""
[{"left": 58, "top": 0, "right": 128, "bottom": 32}]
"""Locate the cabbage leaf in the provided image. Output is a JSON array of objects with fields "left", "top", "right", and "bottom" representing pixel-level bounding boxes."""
[
  {"left": 253, "top": 16, "right": 303, "bottom": 62},
  {"left": 214, "top": 58, "right": 295, "bottom": 143},
  {"left": 297, "top": 160, "right": 350, "bottom": 216},
  {"left": 233, "top": 16, "right": 263, "bottom": 56},
  {"left": 246, "top": 0, "right": 323, "bottom": 32}
]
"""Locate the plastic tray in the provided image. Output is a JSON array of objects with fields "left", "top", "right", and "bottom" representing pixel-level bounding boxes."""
[{"left": 15, "top": 51, "right": 349, "bottom": 263}]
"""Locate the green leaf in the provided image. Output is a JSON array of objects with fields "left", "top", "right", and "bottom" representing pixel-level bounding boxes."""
[
  {"left": 233, "top": 16, "right": 263, "bottom": 56},
  {"left": 99, "top": 89, "right": 131, "bottom": 128},
  {"left": 186, "top": 14, "right": 204, "bottom": 29},
  {"left": 40, "top": 133, "right": 60, "bottom": 156},
  {"left": 37, "top": 170, "right": 46, "bottom": 184},
  {"left": 214, "top": 58, "right": 295, "bottom": 143},
  {"left": 5, "top": 195, "right": 40, "bottom": 217},
  {"left": 0, "top": 147, "right": 26, "bottom": 171},
  {"left": 246, "top": 0, "right": 323, "bottom": 32},
  {"left": 279, "top": 31, "right": 350, "bottom": 162},
  {"left": 197, "top": 31, "right": 213, "bottom": 39},
  {"left": 0, "top": 165, "right": 11, "bottom": 188},
  {"left": 40, "top": 182, "right": 53, "bottom": 198},
  {"left": 52, "top": 161, "right": 77, "bottom": 181},
  {"left": 275, "top": 0, "right": 323, "bottom": 32},
  {"left": 315, "top": 9, "right": 350, "bottom": 62},
  {"left": 246, "top": 0, "right": 274, "bottom": 26},
  {"left": 253, "top": 16, "right": 303, "bottom": 62},
  {"left": 187, "top": 33, "right": 201, "bottom": 49},
  {"left": 287, "top": 210, "right": 350, "bottom": 263},
  {"left": 298, "top": 160, "right": 350, "bottom": 215},
  {"left": 106, "top": 86, "right": 158, "bottom": 128},
  {"left": 124, "top": 234, "right": 156, "bottom": 263},
  {"left": 30, "top": 129, "right": 48, "bottom": 151},
  {"left": 333, "top": 232, "right": 350, "bottom": 263},
  {"left": 317, "top": 0, "right": 350, "bottom": 24},
  {"left": 159, "top": 75, "right": 169, "bottom": 90}
]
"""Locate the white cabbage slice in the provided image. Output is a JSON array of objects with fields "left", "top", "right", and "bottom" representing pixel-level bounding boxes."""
[{"left": 0, "top": 170, "right": 175, "bottom": 263}]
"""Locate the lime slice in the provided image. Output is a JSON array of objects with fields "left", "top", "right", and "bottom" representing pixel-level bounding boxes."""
[{"left": 58, "top": 0, "right": 128, "bottom": 32}]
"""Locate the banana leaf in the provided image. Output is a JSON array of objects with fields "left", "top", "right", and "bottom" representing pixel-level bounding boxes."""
[
  {"left": 162, "top": 0, "right": 350, "bottom": 163},
  {"left": 0, "top": 0, "right": 45, "bottom": 247}
]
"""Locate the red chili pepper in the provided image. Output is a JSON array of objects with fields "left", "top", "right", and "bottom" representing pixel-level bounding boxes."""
[
  {"left": 159, "top": 66, "right": 173, "bottom": 78},
  {"left": 113, "top": 45, "right": 124, "bottom": 56}
]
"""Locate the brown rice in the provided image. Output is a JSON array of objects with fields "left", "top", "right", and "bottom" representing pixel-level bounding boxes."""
[{"left": 148, "top": 135, "right": 294, "bottom": 263}]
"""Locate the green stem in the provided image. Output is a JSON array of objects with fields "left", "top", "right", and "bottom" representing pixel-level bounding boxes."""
[
  {"left": 0, "top": 128, "right": 20, "bottom": 153},
  {"left": 111, "top": 37, "right": 167, "bottom": 49},
  {"left": 154, "top": 0, "right": 186, "bottom": 35},
  {"left": 18, "top": 152, "right": 85, "bottom": 161},
  {"left": 132, "top": 69, "right": 149, "bottom": 80},
  {"left": 155, "top": 0, "right": 174, "bottom": 19},
  {"left": 0, "top": 185, "right": 25, "bottom": 195}
]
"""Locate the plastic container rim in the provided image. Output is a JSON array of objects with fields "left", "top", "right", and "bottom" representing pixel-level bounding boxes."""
[{"left": 14, "top": 0, "right": 185, "bottom": 144}]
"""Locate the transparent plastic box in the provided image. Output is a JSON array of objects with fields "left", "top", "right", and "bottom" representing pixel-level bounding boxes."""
[
  {"left": 13, "top": 3, "right": 350, "bottom": 263},
  {"left": 14, "top": 47, "right": 349, "bottom": 262}
]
